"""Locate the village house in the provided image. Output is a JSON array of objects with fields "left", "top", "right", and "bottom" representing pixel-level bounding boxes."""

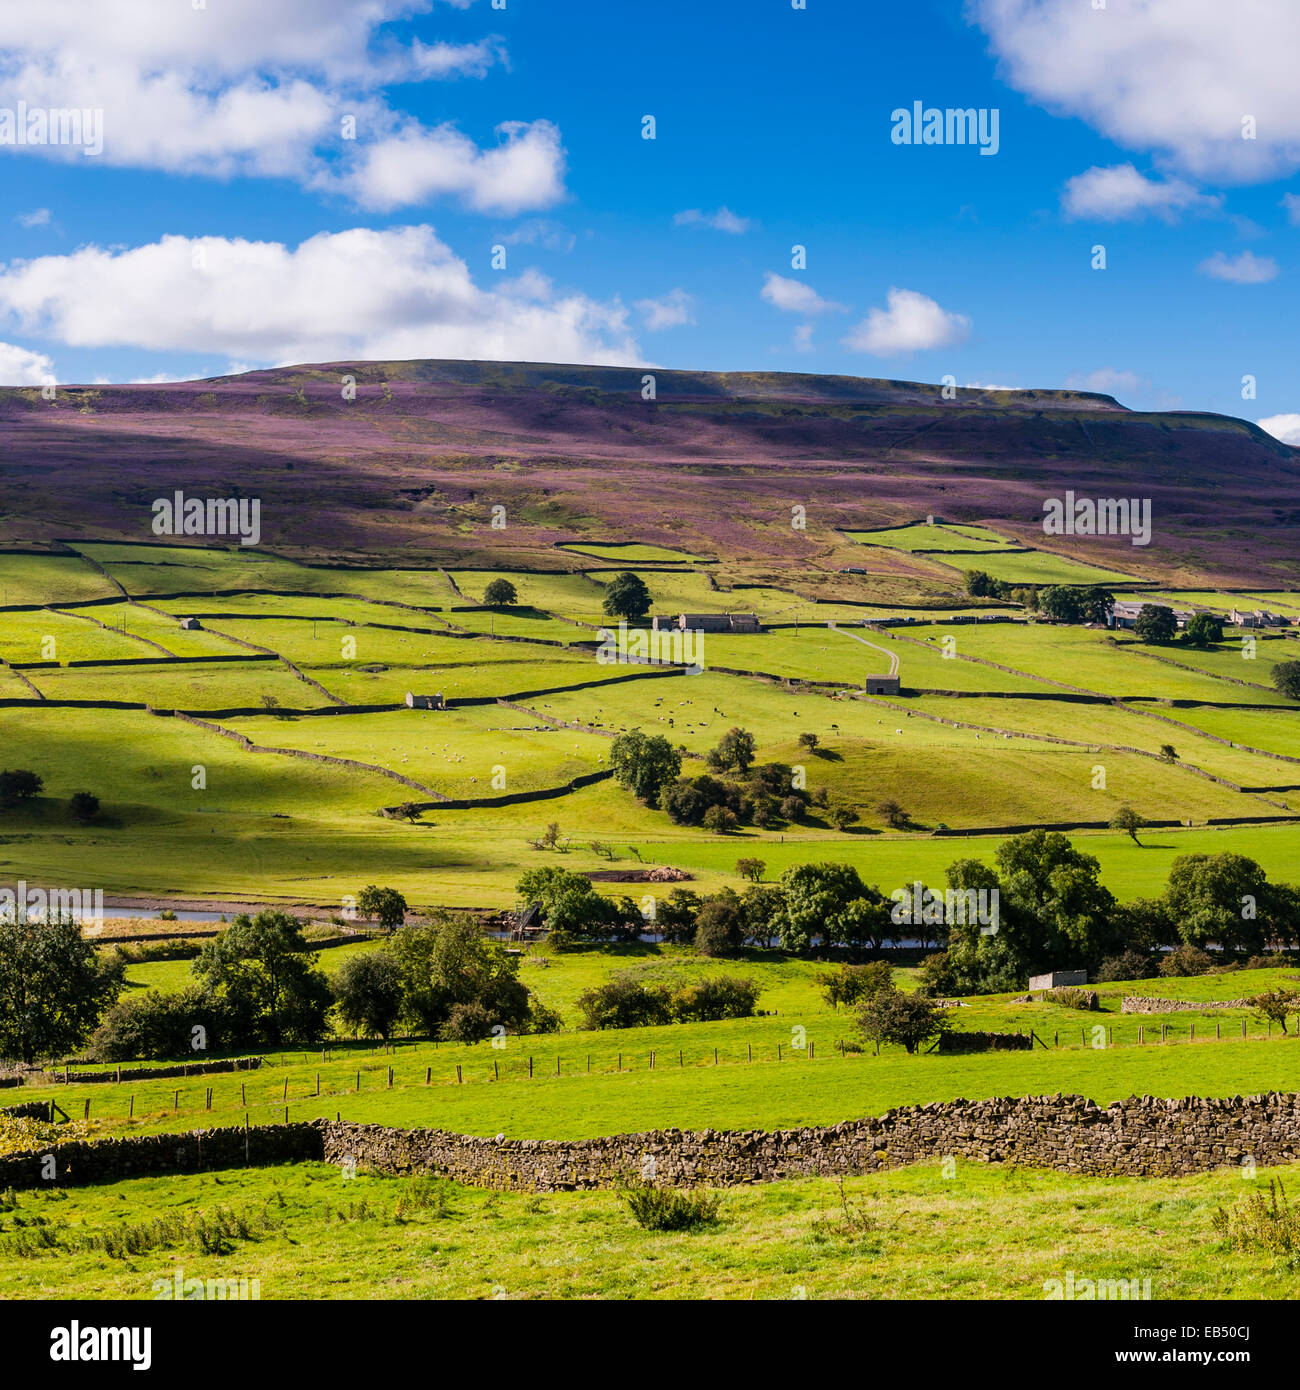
[
  {"left": 1108, "top": 599, "right": 1195, "bottom": 631},
  {"left": 1229, "top": 607, "right": 1291, "bottom": 629},
  {"left": 405, "top": 692, "right": 445, "bottom": 709}
]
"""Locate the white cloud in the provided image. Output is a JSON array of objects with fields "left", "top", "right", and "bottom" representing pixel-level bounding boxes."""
[
  {"left": 1060, "top": 164, "right": 1220, "bottom": 222},
  {"left": 972, "top": 0, "right": 1300, "bottom": 182},
  {"left": 673, "top": 206, "right": 751, "bottom": 234},
  {"left": 1282, "top": 193, "right": 1300, "bottom": 226},
  {"left": 0, "top": 225, "right": 641, "bottom": 368},
  {"left": 635, "top": 289, "right": 694, "bottom": 331},
  {"left": 793, "top": 324, "right": 815, "bottom": 353},
  {"left": 963, "top": 381, "right": 1020, "bottom": 391},
  {"left": 1258, "top": 413, "right": 1300, "bottom": 445},
  {"left": 325, "top": 120, "right": 566, "bottom": 214},
  {"left": 1065, "top": 368, "right": 1145, "bottom": 400},
  {"left": 16, "top": 208, "right": 50, "bottom": 228},
  {"left": 843, "top": 288, "right": 970, "bottom": 356},
  {"left": 0, "top": 1, "right": 548, "bottom": 213},
  {"left": 760, "top": 272, "right": 843, "bottom": 315},
  {"left": 1198, "top": 250, "right": 1279, "bottom": 283},
  {"left": 498, "top": 219, "right": 575, "bottom": 252},
  {"left": 0, "top": 340, "right": 55, "bottom": 384}
]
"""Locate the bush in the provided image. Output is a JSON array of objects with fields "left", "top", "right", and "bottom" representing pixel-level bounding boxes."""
[
  {"left": 439, "top": 1001, "right": 496, "bottom": 1042},
  {"left": 575, "top": 976, "right": 673, "bottom": 1031},
  {"left": 913, "top": 951, "right": 958, "bottom": 998},
  {"left": 693, "top": 891, "right": 746, "bottom": 957},
  {"left": 1213, "top": 1180, "right": 1300, "bottom": 1255},
  {"left": 1095, "top": 950, "right": 1155, "bottom": 983},
  {"left": 1158, "top": 944, "right": 1214, "bottom": 977},
  {"left": 817, "top": 961, "right": 892, "bottom": 1010},
  {"left": 92, "top": 987, "right": 227, "bottom": 1062},
  {"left": 669, "top": 975, "right": 760, "bottom": 1022},
  {"left": 620, "top": 1184, "right": 721, "bottom": 1231},
  {"left": 525, "top": 1000, "right": 564, "bottom": 1035},
  {"left": 1042, "top": 987, "right": 1100, "bottom": 1011},
  {"left": 857, "top": 988, "right": 952, "bottom": 1054}
]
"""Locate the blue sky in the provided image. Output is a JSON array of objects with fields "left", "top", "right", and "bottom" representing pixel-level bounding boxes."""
[{"left": 0, "top": 0, "right": 1296, "bottom": 437}]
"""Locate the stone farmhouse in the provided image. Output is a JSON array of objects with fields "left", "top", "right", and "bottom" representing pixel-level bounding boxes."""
[
  {"left": 651, "top": 613, "right": 762, "bottom": 633},
  {"left": 1108, "top": 599, "right": 1195, "bottom": 631},
  {"left": 405, "top": 692, "right": 446, "bottom": 709}
]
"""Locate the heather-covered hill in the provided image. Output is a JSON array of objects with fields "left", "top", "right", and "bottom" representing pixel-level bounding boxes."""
[{"left": 0, "top": 358, "right": 1295, "bottom": 586}]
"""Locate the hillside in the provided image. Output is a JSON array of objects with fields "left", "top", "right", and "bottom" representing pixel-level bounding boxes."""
[{"left": 0, "top": 359, "right": 1296, "bottom": 586}]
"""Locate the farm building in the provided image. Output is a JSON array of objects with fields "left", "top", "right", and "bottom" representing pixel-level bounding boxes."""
[
  {"left": 864, "top": 676, "right": 901, "bottom": 695},
  {"left": 1029, "top": 970, "right": 1087, "bottom": 990},
  {"left": 654, "top": 612, "right": 762, "bottom": 634},
  {"left": 405, "top": 691, "right": 445, "bottom": 709},
  {"left": 179, "top": 617, "right": 203, "bottom": 630},
  {"left": 1229, "top": 607, "right": 1292, "bottom": 628},
  {"left": 1108, "top": 600, "right": 1195, "bottom": 631}
]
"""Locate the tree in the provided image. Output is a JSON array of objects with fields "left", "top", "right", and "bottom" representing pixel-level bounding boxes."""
[
  {"left": 192, "top": 911, "right": 332, "bottom": 1046},
  {"left": 515, "top": 866, "right": 632, "bottom": 943},
  {"left": 602, "top": 571, "right": 652, "bottom": 624},
  {"left": 1184, "top": 612, "right": 1223, "bottom": 647},
  {"left": 357, "top": 885, "right": 408, "bottom": 932},
  {"left": 0, "top": 769, "right": 42, "bottom": 805},
  {"left": 735, "top": 857, "right": 766, "bottom": 883},
  {"left": 817, "top": 961, "right": 892, "bottom": 1010},
  {"left": 702, "top": 804, "right": 738, "bottom": 834},
  {"left": 1163, "top": 852, "right": 1270, "bottom": 954},
  {"left": 829, "top": 802, "right": 860, "bottom": 831},
  {"left": 707, "top": 727, "right": 756, "bottom": 774},
  {"left": 1252, "top": 987, "right": 1300, "bottom": 1034},
  {"left": 1134, "top": 603, "right": 1177, "bottom": 643},
  {"left": 875, "top": 799, "right": 909, "bottom": 829},
  {"left": 395, "top": 802, "right": 422, "bottom": 823},
  {"left": 1077, "top": 587, "right": 1114, "bottom": 625},
  {"left": 778, "top": 862, "right": 885, "bottom": 954},
  {"left": 993, "top": 829, "right": 1118, "bottom": 969},
  {"left": 797, "top": 731, "right": 820, "bottom": 753},
  {"left": 390, "top": 912, "right": 532, "bottom": 1038},
  {"left": 964, "top": 570, "right": 994, "bottom": 598},
  {"left": 483, "top": 577, "right": 518, "bottom": 606},
  {"left": 68, "top": 791, "right": 100, "bottom": 823},
  {"left": 333, "top": 951, "right": 405, "bottom": 1041},
  {"left": 1274, "top": 661, "right": 1300, "bottom": 701},
  {"left": 1109, "top": 805, "right": 1146, "bottom": 845},
  {"left": 857, "top": 987, "right": 951, "bottom": 1054},
  {"left": 0, "top": 915, "right": 121, "bottom": 1064},
  {"left": 1159, "top": 743, "right": 1178, "bottom": 761},
  {"left": 694, "top": 891, "right": 746, "bottom": 956},
  {"left": 609, "top": 730, "right": 681, "bottom": 806},
  {"left": 576, "top": 974, "right": 673, "bottom": 1031},
  {"left": 1038, "top": 586, "right": 1084, "bottom": 623}
]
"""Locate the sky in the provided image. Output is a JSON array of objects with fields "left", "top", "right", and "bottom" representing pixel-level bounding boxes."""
[{"left": 0, "top": 0, "right": 1295, "bottom": 439}]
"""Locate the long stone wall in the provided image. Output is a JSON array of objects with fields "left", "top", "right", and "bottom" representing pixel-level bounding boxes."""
[
  {"left": 8, "top": 1092, "right": 1300, "bottom": 1190},
  {"left": 1121, "top": 995, "right": 1254, "bottom": 1014}
]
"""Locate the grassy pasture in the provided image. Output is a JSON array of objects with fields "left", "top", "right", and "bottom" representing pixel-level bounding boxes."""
[
  {"left": 557, "top": 542, "right": 704, "bottom": 562},
  {"left": 4, "top": 1158, "right": 1297, "bottom": 1300},
  {"left": 0, "top": 609, "right": 158, "bottom": 664},
  {"left": 27, "top": 660, "right": 335, "bottom": 710},
  {"left": 73, "top": 544, "right": 334, "bottom": 597},
  {"left": 844, "top": 522, "right": 1019, "bottom": 553},
  {"left": 64, "top": 603, "right": 252, "bottom": 658},
  {"left": 952, "top": 550, "right": 1139, "bottom": 587},
  {"left": 224, "top": 707, "right": 611, "bottom": 798},
  {"left": 0, "top": 553, "right": 118, "bottom": 606},
  {"left": 1136, "top": 704, "right": 1300, "bottom": 762}
]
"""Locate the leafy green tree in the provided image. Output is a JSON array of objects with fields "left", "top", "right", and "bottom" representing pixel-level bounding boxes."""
[
  {"left": 0, "top": 770, "right": 42, "bottom": 805},
  {"left": 333, "top": 951, "right": 405, "bottom": 1041},
  {"left": 829, "top": 801, "right": 860, "bottom": 830},
  {"left": 0, "top": 915, "right": 121, "bottom": 1064},
  {"left": 817, "top": 961, "right": 892, "bottom": 1009},
  {"left": 483, "top": 577, "right": 518, "bottom": 606},
  {"left": 995, "top": 829, "right": 1118, "bottom": 966},
  {"left": 1274, "top": 661, "right": 1300, "bottom": 701},
  {"left": 1078, "top": 587, "right": 1115, "bottom": 624},
  {"left": 1184, "top": 612, "right": 1223, "bottom": 647},
  {"left": 797, "top": 731, "right": 820, "bottom": 752},
  {"left": 694, "top": 890, "right": 747, "bottom": 956},
  {"left": 735, "top": 857, "right": 766, "bottom": 883},
  {"left": 1038, "top": 586, "right": 1083, "bottom": 623},
  {"left": 857, "top": 987, "right": 951, "bottom": 1054},
  {"left": 964, "top": 570, "right": 994, "bottom": 597},
  {"left": 702, "top": 804, "right": 738, "bottom": 834},
  {"left": 602, "top": 571, "right": 652, "bottom": 623},
  {"left": 357, "top": 885, "right": 408, "bottom": 932},
  {"left": 1109, "top": 805, "right": 1146, "bottom": 845},
  {"left": 1251, "top": 987, "right": 1300, "bottom": 1035},
  {"left": 875, "top": 799, "right": 909, "bottom": 829},
  {"left": 68, "top": 791, "right": 100, "bottom": 822},
  {"left": 390, "top": 913, "right": 531, "bottom": 1038},
  {"left": 609, "top": 730, "right": 681, "bottom": 806},
  {"left": 1134, "top": 603, "right": 1177, "bottom": 643},
  {"left": 778, "top": 862, "right": 886, "bottom": 954},
  {"left": 1163, "top": 852, "right": 1270, "bottom": 955},
  {"left": 707, "top": 727, "right": 757, "bottom": 773},
  {"left": 192, "top": 911, "right": 332, "bottom": 1045}
]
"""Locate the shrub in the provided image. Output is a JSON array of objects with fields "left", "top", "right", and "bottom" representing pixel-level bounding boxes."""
[
  {"left": 817, "top": 961, "right": 892, "bottom": 1010},
  {"left": 1158, "top": 944, "right": 1214, "bottom": 977},
  {"left": 693, "top": 891, "right": 746, "bottom": 957},
  {"left": 669, "top": 975, "right": 760, "bottom": 1022},
  {"left": 440, "top": 1000, "right": 496, "bottom": 1042},
  {"left": 1042, "top": 987, "right": 1100, "bottom": 1010},
  {"left": 575, "top": 976, "right": 673, "bottom": 1031},
  {"left": 620, "top": 1184, "right": 721, "bottom": 1231},
  {"left": 525, "top": 1000, "right": 564, "bottom": 1035},
  {"left": 92, "top": 986, "right": 227, "bottom": 1062},
  {"left": 1213, "top": 1180, "right": 1300, "bottom": 1255},
  {"left": 1095, "top": 950, "right": 1155, "bottom": 983},
  {"left": 702, "top": 804, "right": 738, "bottom": 834},
  {"left": 913, "top": 951, "right": 958, "bottom": 998}
]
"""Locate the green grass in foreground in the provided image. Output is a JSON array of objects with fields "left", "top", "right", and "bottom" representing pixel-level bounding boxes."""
[{"left": 0, "top": 1158, "right": 1294, "bottom": 1299}]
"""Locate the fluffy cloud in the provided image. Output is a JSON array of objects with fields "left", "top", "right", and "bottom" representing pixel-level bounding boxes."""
[
  {"left": 760, "top": 273, "right": 843, "bottom": 315},
  {"left": 635, "top": 289, "right": 694, "bottom": 331},
  {"left": 0, "top": 225, "right": 640, "bottom": 367},
  {"left": 1258, "top": 414, "right": 1300, "bottom": 446},
  {"left": 843, "top": 289, "right": 970, "bottom": 356},
  {"left": 972, "top": 0, "right": 1300, "bottom": 182},
  {"left": 16, "top": 208, "right": 50, "bottom": 228},
  {"left": 0, "top": 0, "right": 547, "bottom": 212},
  {"left": 1198, "top": 250, "right": 1278, "bottom": 284},
  {"left": 326, "top": 120, "right": 566, "bottom": 214},
  {"left": 1060, "top": 164, "right": 1220, "bottom": 222},
  {"left": 674, "top": 207, "right": 751, "bottom": 234},
  {"left": 1065, "top": 368, "right": 1145, "bottom": 399},
  {"left": 0, "top": 340, "right": 55, "bottom": 384}
]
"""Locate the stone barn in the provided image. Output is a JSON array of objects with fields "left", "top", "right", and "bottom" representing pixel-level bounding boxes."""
[
  {"left": 864, "top": 676, "right": 901, "bottom": 695},
  {"left": 405, "top": 692, "right": 445, "bottom": 710},
  {"left": 179, "top": 617, "right": 203, "bottom": 630}
]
